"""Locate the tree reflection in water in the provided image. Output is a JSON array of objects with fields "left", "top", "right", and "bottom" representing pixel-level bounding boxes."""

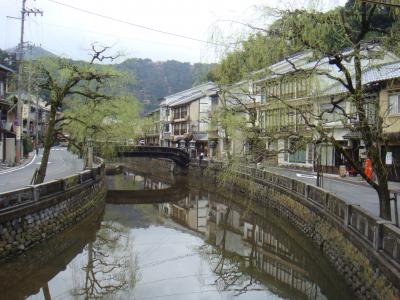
[
  {"left": 199, "top": 203, "right": 262, "bottom": 296},
  {"left": 71, "top": 221, "right": 139, "bottom": 299}
]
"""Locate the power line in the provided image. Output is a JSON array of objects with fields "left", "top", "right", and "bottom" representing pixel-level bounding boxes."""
[
  {"left": 47, "top": 0, "right": 221, "bottom": 46},
  {"left": 26, "top": 19, "right": 201, "bottom": 51}
]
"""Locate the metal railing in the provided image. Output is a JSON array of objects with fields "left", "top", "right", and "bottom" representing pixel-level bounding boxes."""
[{"left": 118, "top": 146, "right": 190, "bottom": 166}]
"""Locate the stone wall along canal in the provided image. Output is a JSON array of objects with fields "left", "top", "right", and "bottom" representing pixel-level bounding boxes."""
[{"left": 0, "top": 163, "right": 354, "bottom": 300}]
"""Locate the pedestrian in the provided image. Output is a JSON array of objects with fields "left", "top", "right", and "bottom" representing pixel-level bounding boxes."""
[
  {"left": 199, "top": 152, "right": 204, "bottom": 166},
  {"left": 365, "top": 158, "right": 373, "bottom": 181}
]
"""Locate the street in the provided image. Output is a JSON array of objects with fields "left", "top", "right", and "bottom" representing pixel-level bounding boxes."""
[
  {"left": 270, "top": 167, "right": 400, "bottom": 222},
  {"left": 0, "top": 147, "right": 84, "bottom": 193}
]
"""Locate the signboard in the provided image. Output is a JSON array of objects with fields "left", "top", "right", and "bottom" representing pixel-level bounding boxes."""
[
  {"left": 386, "top": 152, "right": 393, "bottom": 165},
  {"left": 22, "top": 104, "right": 29, "bottom": 119},
  {"left": 15, "top": 125, "right": 21, "bottom": 140}
]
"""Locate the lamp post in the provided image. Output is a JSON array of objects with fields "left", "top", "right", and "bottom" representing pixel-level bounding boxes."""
[
  {"left": 209, "top": 140, "right": 217, "bottom": 160},
  {"left": 179, "top": 139, "right": 186, "bottom": 149},
  {"left": 189, "top": 139, "right": 196, "bottom": 158}
]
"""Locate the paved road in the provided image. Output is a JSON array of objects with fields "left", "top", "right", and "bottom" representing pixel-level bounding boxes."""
[
  {"left": 269, "top": 167, "right": 400, "bottom": 222},
  {"left": 0, "top": 147, "right": 84, "bottom": 193}
]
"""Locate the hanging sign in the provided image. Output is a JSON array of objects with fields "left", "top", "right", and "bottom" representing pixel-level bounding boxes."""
[{"left": 386, "top": 152, "right": 393, "bottom": 165}]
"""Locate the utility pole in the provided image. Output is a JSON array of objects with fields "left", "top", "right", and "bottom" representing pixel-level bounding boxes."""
[
  {"left": 360, "top": 0, "right": 400, "bottom": 7},
  {"left": 15, "top": 0, "right": 43, "bottom": 162}
]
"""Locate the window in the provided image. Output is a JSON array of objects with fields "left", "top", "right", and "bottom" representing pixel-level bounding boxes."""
[
  {"left": 389, "top": 94, "right": 400, "bottom": 115},
  {"left": 0, "top": 81, "right": 4, "bottom": 98},
  {"left": 180, "top": 106, "right": 187, "bottom": 119},
  {"left": 173, "top": 109, "right": 180, "bottom": 120},
  {"left": 288, "top": 139, "right": 306, "bottom": 163}
]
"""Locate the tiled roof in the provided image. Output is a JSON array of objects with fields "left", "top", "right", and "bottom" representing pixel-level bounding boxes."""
[
  {"left": 0, "top": 63, "right": 15, "bottom": 73},
  {"left": 363, "top": 61, "right": 400, "bottom": 84},
  {"left": 323, "top": 61, "right": 400, "bottom": 96},
  {"left": 165, "top": 82, "right": 218, "bottom": 107}
]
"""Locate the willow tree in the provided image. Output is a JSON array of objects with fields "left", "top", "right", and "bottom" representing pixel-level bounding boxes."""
[
  {"left": 264, "top": 1, "right": 400, "bottom": 220},
  {"left": 31, "top": 47, "right": 131, "bottom": 184},
  {"left": 213, "top": 1, "right": 400, "bottom": 220},
  {"left": 62, "top": 96, "right": 142, "bottom": 163}
]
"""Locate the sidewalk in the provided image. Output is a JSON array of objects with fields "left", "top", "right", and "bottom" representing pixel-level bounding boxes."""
[
  {"left": 265, "top": 165, "right": 400, "bottom": 222},
  {"left": 270, "top": 166, "right": 400, "bottom": 192},
  {"left": 0, "top": 152, "right": 36, "bottom": 174}
]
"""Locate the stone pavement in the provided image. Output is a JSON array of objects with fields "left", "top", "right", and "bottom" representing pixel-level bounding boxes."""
[{"left": 265, "top": 166, "right": 400, "bottom": 223}]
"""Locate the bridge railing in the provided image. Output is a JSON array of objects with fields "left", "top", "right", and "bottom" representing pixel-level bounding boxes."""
[
  {"left": 193, "top": 159, "right": 400, "bottom": 273},
  {"left": 0, "top": 161, "right": 105, "bottom": 212},
  {"left": 118, "top": 146, "right": 190, "bottom": 165}
]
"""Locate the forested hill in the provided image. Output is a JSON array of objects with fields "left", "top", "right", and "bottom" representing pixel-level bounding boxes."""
[
  {"left": 116, "top": 58, "right": 214, "bottom": 110},
  {"left": 1, "top": 46, "right": 214, "bottom": 111}
]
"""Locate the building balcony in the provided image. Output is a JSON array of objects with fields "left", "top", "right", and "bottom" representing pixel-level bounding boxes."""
[
  {"left": 172, "top": 115, "right": 189, "bottom": 123},
  {"left": 162, "top": 132, "right": 171, "bottom": 140}
]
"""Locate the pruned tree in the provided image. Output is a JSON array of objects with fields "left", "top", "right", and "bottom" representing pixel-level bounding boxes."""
[{"left": 30, "top": 46, "right": 139, "bottom": 184}]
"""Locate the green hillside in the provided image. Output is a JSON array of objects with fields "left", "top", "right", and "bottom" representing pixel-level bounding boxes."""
[{"left": 2, "top": 46, "right": 214, "bottom": 111}]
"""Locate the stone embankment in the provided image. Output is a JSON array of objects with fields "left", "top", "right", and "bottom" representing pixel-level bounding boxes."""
[
  {"left": 0, "top": 162, "right": 106, "bottom": 260},
  {"left": 188, "top": 159, "right": 400, "bottom": 300}
]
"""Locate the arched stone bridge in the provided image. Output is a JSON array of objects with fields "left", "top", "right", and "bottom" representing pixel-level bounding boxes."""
[{"left": 117, "top": 146, "right": 190, "bottom": 167}]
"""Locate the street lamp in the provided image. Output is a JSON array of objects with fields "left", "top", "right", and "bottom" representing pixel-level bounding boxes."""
[
  {"left": 179, "top": 139, "right": 186, "bottom": 149},
  {"left": 209, "top": 140, "right": 217, "bottom": 159},
  {"left": 189, "top": 139, "right": 196, "bottom": 158}
]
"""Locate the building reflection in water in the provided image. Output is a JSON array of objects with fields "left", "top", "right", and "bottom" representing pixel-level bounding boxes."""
[
  {"left": 158, "top": 190, "right": 350, "bottom": 300},
  {"left": 0, "top": 172, "right": 353, "bottom": 300},
  {"left": 107, "top": 171, "right": 171, "bottom": 191}
]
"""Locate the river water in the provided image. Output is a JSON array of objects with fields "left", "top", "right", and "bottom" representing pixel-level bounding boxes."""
[{"left": 0, "top": 171, "right": 355, "bottom": 300}]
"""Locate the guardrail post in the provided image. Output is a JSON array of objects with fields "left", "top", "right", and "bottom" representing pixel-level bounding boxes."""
[
  {"left": 61, "top": 179, "right": 67, "bottom": 191},
  {"left": 392, "top": 192, "right": 399, "bottom": 227},
  {"left": 91, "top": 168, "right": 96, "bottom": 180},
  {"left": 373, "top": 223, "right": 384, "bottom": 250},
  {"left": 304, "top": 184, "right": 309, "bottom": 200},
  {"left": 344, "top": 204, "right": 351, "bottom": 227},
  {"left": 32, "top": 186, "right": 39, "bottom": 201}
]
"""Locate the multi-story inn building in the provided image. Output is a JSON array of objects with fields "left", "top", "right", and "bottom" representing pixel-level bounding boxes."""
[{"left": 159, "top": 82, "right": 218, "bottom": 157}]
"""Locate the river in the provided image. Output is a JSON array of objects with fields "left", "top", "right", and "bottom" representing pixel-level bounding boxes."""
[{"left": 0, "top": 170, "right": 355, "bottom": 300}]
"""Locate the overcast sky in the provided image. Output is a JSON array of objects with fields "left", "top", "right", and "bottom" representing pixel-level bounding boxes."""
[{"left": 1, "top": 0, "right": 346, "bottom": 63}]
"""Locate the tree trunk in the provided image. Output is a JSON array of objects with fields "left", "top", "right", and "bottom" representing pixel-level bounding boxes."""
[
  {"left": 34, "top": 102, "right": 57, "bottom": 184},
  {"left": 353, "top": 45, "right": 392, "bottom": 220},
  {"left": 42, "top": 283, "right": 52, "bottom": 300},
  {"left": 373, "top": 147, "right": 392, "bottom": 220}
]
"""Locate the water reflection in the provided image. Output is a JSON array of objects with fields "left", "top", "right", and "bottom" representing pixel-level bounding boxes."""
[
  {"left": 107, "top": 171, "right": 171, "bottom": 191},
  {"left": 158, "top": 191, "right": 353, "bottom": 300},
  {"left": 0, "top": 176, "right": 354, "bottom": 299},
  {"left": 0, "top": 203, "right": 104, "bottom": 300},
  {"left": 71, "top": 222, "right": 138, "bottom": 299}
]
